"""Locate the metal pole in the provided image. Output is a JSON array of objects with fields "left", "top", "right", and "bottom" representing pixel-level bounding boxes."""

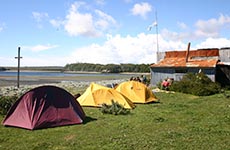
[
  {"left": 155, "top": 11, "right": 159, "bottom": 62},
  {"left": 15, "top": 47, "right": 22, "bottom": 88}
]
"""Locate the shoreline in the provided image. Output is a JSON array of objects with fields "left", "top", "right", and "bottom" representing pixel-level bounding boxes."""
[
  {"left": 0, "top": 78, "right": 60, "bottom": 87},
  {"left": 1, "top": 69, "right": 150, "bottom": 74},
  {"left": 0, "top": 74, "right": 130, "bottom": 87},
  {"left": 0, "top": 72, "right": 151, "bottom": 97},
  {"left": 0, "top": 71, "right": 148, "bottom": 87},
  {"left": 0, "top": 78, "right": 127, "bottom": 97}
]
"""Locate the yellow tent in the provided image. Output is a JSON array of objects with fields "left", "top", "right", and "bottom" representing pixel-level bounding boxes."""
[
  {"left": 115, "top": 81, "right": 158, "bottom": 103},
  {"left": 77, "top": 83, "right": 135, "bottom": 109}
]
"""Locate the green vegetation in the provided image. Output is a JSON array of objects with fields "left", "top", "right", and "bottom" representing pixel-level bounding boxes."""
[
  {"left": 0, "top": 90, "right": 230, "bottom": 150},
  {"left": 5, "top": 66, "right": 64, "bottom": 72},
  {"left": 160, "top": 72, "right": 221, "bottom": 96},
  {"left": 0, "top": 67, "right": 8, "bottom": 71},
  {"left": 64, "top": 63, "right": 151, "bottom": 73},
  {"left": 0, "top": 96, "right": 18, "bottom": 115},
  {"left": 3, "top": 63, "right": 151, "bottom": 73},
  {"left": 100, "top": 100, "right": 130, "bottom": 115}
]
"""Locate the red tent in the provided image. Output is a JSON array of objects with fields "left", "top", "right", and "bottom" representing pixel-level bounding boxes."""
[{"left": 2, "top": 85, "right": 85, "bottom": 130}]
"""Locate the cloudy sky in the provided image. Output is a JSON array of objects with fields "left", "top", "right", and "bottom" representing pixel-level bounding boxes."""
[{"left": 1, "top": 0, "right": 230, "bottom": 66}]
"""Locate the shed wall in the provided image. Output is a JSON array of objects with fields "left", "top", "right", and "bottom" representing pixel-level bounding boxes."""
[
  {"left": 219, "top": 48, "right": 230, "bottom": 62},
  {"left": 150, "top": 67, "right": 215, "bottom": 85}
]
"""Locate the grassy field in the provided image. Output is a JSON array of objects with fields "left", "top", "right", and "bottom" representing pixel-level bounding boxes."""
[{"left": 0, "top": 90, "right": 229, "bottom": 150}]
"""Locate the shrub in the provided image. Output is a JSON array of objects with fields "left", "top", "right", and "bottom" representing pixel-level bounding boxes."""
[
  {"left": 169, "top": 72, "right": 221, "bottom": 96},
  {"left": 0, "top": 95, "right": 18, "bottom": 115},
  {"left": 100, "top": 100, "right": 130, "bottom": 115}
]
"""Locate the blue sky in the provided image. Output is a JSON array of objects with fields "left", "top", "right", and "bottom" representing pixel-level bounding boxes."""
[{"left": 1, "top": 0, "right": 230, "bottom": 66}]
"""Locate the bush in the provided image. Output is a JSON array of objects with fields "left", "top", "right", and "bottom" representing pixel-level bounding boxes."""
[
  {"left": 100, "top": 100, "right": 130, "bottom": 115},
  {"left": 0, "top": 95, "right": 18, "bottom": 115},
  {"left": 169, "top": 72, "right": 221, "bottom": 96}
]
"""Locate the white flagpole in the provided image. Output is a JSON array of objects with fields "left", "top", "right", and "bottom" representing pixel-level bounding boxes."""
[
  {"left": 155, "top": 11, "right": 159, "bottom": 54},
  {"left": 148, "top": 10, "right": 159, "bottom": 62}
]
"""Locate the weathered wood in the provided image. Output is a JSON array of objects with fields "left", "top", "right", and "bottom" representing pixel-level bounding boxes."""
[{"left": 185, "top": 42, "right": 191, "bottom": 62}]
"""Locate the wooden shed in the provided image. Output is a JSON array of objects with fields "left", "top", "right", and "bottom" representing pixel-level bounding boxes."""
[{"left": 150, "top": 47, "right": 230, "bottom": 86}]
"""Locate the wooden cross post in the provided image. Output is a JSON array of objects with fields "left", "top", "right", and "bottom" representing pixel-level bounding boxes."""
[{"left": 15, "top": 47, "right": 22, "bottom": 88}]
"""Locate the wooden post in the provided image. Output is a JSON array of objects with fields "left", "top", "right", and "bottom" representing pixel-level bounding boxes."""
[
  {"left": 186, "top": 42, "right": 191, "bottom": 62},
  {"left": 15, "top": 47, "right": 22, "bottom": 88}
]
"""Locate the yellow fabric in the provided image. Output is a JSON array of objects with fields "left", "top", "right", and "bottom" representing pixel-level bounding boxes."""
[
  {"left": 115, "top": 81, "right": 158, "bottom": 103},
  {"left": 77, "top": 83, "right": 135, "bottom": 109}
]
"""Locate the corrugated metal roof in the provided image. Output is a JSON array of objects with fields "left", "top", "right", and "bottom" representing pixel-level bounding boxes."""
[
  {"left": 151, "top": 49, "right": 219, "bottom": 68},
  {"left": 217, "top": 62, "right": 230, "bottom": 65}
]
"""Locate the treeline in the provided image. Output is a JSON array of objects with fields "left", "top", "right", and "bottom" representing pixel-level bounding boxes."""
[
  {"left": 64, "top": 63, "right": 152, "bottom": 73},
  {"left": 0, "top": 67, "right": 8, "bottom": 71},
  {"left": 18, "top": 66, "right": 64, "bottom": 71},
  {"left": 2, "top": 66, "right": 64, "bottom": 71},
  {"left": 1, "top": 63, "right": 152, "bottom": 73}
]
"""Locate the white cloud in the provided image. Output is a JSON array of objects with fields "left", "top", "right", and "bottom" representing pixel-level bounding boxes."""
[
  {"left": 65, "top": 8, "right": 99, "bottom": 37},
  {"left": 161, "top": 14, "right": 230, "bottom": 42},
  {"left": 5, "top": 35, "right": 230, "bottom": 67},
  {"left": 70, "top": 43, "right": 119, "bottom": 64},
  {"left": 7, "top": 13, "right": 230, "bottom": 66},
  {"left": 69, "top": 33, "right": 163, "bottom": 64},
  {"left": 32, "top": 12, "right": 49, "bottom": 22},
  {"left": 194, "top": 14, "right": 230, "bottom": 38},
  {"left": 161, "top": 29, "right": 187, "bottom": 41},
  {"left": 95, "top": 0, "right": 105, "bottom": 5},
  {"left": 94, "top": 9, "right": 117, "bottom": 30},
  {"left": 50, "top": 18, "right": 64, "bottom": 28},
  {"left": 0, "top": 56, "right": 16, "bottom": 66},
  {"left": 32, "top": 12, "right": 49, "bottom": 28},
  {"left": 64, "top": 2, "right": 99, "bottom": 37},
  {"left": 23, "top": 44, "right": 59, "bottom": 52},
  {"left": 50, "top": 1, "right": 118, "bottom": 37},
  {"left": 130, "top": 2, "right": 152, "bottom": 19},
  {"left": 195, "top": 37, "right": 230, "bottom": 49},
  {"left": 0, "top": 53, "right": 70, "bottom": 67},
  {"left": 69, "top": 33, "right": 230, "bottom": 65},
  {"left": 20, "top": 55, "right": 69, "bottom": 66},
  {"left": 177, "top": 22, "right": 188, "bottom": 30},
  {"left": 0, "top": 22, "right": 6, "bottom": 32}
]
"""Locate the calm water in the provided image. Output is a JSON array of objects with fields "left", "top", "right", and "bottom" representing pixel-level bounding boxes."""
[{"left": 0, "top": 71, "right": 135, "bottom": 78}]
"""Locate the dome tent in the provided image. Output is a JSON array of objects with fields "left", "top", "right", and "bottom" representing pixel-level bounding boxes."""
[
  {"left": 77, "top": 83, "right": 135, "bottom": 109},
  {"left": 115, "top": 81, "right": 158, "bottom": 103},
  {"left": 2, "top": 85, "right": 85, "bottom": 130}
]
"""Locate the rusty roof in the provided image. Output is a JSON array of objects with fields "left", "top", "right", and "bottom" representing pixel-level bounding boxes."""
[{"left": 151, "top": 49, "right": 219, "bottom": 68}]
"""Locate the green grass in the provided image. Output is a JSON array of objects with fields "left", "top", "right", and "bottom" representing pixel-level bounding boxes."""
[{"left": 0, "top": 91, "right": 230, "bottom": 150}]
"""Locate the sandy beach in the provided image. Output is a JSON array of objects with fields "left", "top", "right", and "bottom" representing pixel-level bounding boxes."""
[
  {"left": 0, "top": 76, "right": 65, "bottom": 87},
  {"left": 0, "top": 76, "right": 59, "bottom": 87}
]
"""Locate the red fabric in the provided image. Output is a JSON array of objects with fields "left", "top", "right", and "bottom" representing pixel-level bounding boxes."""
[
  {"left": 162, "top": 80, "right": 169, "bottom": 87},
  {"left": 2, "top": 85, "right": 85, "bottom": 130}
]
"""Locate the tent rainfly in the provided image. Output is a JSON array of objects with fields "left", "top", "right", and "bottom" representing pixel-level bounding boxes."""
[
  {"left": 2, "top": 85, "right": 85, "bottom": 130},
  {"left": 77, "top": 83, "right": 135, "bottom": 109},
  {"left": 115, "top": 81, "right": 158, "bottom": 103}
]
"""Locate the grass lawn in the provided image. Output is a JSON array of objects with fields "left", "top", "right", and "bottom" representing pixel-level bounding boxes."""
[{"left": 0, "top": 91, "right": 229, "bottom": 150}]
